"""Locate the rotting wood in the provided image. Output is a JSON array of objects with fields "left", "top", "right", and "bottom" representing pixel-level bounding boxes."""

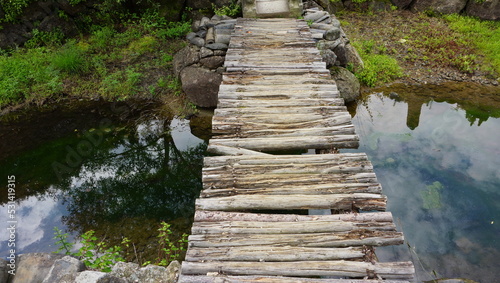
[{"left": 208, "top": 136, "right": 359, "bottom": 151}]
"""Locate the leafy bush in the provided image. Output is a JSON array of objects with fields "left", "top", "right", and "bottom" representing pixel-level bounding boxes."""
[
  {"left": 212, "top": 1, "right": 241, "bottom": 17},
  {"left": 25, "top": 29, "right": 65, "bottom": 48}
]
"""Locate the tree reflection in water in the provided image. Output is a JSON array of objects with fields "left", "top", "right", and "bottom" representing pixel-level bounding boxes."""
[{"left": 59, "top": 118, "right": 206, "bottom": 262}]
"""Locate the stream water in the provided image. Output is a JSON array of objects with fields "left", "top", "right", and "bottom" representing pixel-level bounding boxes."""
[
  {"left": 0, "top": 82, "right": 499, "bottom": 282},
  {"left": 344, "top": 83, "right": 500, "bottom": 282},
  {"left": 0, "top": 100, "right": 208, "bottom": 262}
]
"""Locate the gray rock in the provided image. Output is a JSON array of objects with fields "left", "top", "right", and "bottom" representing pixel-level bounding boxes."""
[
  {"left": 110, "top": 262, "right": 139, "bottom": 278},
  {"left": 317, "top": 39, "right": 342, "bottom": 51},
  {"left": 75, "top": 271, "right": 126, "bottom": 283},
  {"left": 211, "top": 14, "right": 223, "bottom": 21},
  {"left": 173, "top": 45, "right": 200, "bottom": 77},
  {"left": 165, "top": 261, "right": 181, "bottom": 283},
  {"left": 131, "top": 264, "right": 169, "bottom": 283},
  {"left": 199, "top": 16, "right": 211, "bottom": 28},
  {"left": 304, "top": 11, "right": 328, "bottom": 21},
  {"left": 331, "top": 67, "right": 360, "bottom": 103},
  {"left": 465, "top": 0, "right": 500, "bottom": 20},
  {"left": 324, "top": 27, "right": 341, "bottom": 41},
  {"left": 11, "top": 253, "right": 65, "bottom": 283},
  {"left": 333, "top": 42, "right": 348, "bottom": 66},
  {"left": 191, "top": 20, "right": 201, "bottom": 32},
  {"left": 331, "top": 18, "right": 341, "bottom": 28},
  {"left": 214, "top": 33, "right": 231, "bottom": 44},
  {"left": 0, "top": 258, "right": 9, "bottom": 283},
  {"left": 411, "top": 0, "right": 468, "bottom": 14},
  {"left": 186, "top": 32, "right": 196, "bottom": 41},
  {"left": 310, "top": 23, "right": 333, "bottom": 31},
  {"left": 199, "top": 56, "right": 225, "bottom": 69},
  {"left": 320, "top": 49, "right": 337, "bottom": 68},
  {"left": 189, "top": 36, "right": 205, "bottom": 47},
  {"left": 214, "top": 23, "right": 235, "bottom": 30},
  {"left": 205, "top": 43, "right": 228, "bottom": 50},
  {"left": 345, "top": 43, "right": 364, "bottom": 73},
  {"left": 200, "top": 47, "right": 214, "bottom": 58},
  {"left": 180, "top": 66, "right": 222, "bottom": 108},
  {"left": 195, "top": 29, "right": 207, "bottom": 38},
  {"left": 315, "top": 15, "right": 331, "bottom": 24},
  {"left": 42, "top": 256, "right": 86, "bottom": 283},
  {"left": 213, "top": 50, "right": 227, "bottom": 56}
]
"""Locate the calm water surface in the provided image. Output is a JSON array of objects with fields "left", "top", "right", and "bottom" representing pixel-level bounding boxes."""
[
  {"left": 0, "top": 101, "right": 207, "bottom": 261},
  {"left": 345, "top": 84, "right": 500, "bottom": 282}
]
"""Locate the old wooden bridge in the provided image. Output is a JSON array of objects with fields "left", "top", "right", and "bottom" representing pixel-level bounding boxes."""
[{"left": 179, "top": 18, "right": 415, "bottom": 282}]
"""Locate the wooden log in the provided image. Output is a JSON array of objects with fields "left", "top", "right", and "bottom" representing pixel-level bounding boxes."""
[
  {"left": 217, "top": 91, "right": 341, "bottom": 101},
  {"left": 195, "top": 193, "right": 386, "bottom": 211},
  {"left": 181, "top": 261, "right": 415, "bottom": 279},
  {"left": 185, "top": 246, "right": 365, "bottom": 262},
  {"left": 191, "top": 219, "right": 396, "bottom": 235},
  {"left": 214, "top": 106, "right": 348, "bottom": 116},
  {"left": 193, "top": 211, "right": 396, "bottom": 223},
  {"left": 179, "top": 275, "right": 411, "bottom": 283},
  {"left": 200, "top": 183, "right": 382, "bottom": 198},
  {"left": 216, "top": 99, "right": 345, "bottom": 108},
  {"left": 208, "top": 136, "right": 359, "bottom": 151},
  {"left": 202, "top": 153, "right": 371, "bottom": 166},
  {"left": 213, "top": 126, "right": 356, "bottom": 139},
  {"left": 219, "top": 84, "right": 338, "bottom": 92},
  {"left": 207, "top": 144, "right": 270, "bottom": 156},
  {"left": 187, "top": 230, "right": 404, "bottom": 248}
]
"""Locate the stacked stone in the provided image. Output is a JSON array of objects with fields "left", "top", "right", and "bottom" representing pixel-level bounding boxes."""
[
  {"left": 173, "top": 15, "right": 237, "bottom": 108},
  {"left": 303, "top": 8, "right": 363, "bottom": 102}
]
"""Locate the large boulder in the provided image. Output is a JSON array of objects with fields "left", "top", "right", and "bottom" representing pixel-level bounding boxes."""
[
  {"left": 345, "top": 43, "right": 364, "bottom": 73},
  {"left": 42, "top": 256, "right": 86, "bottom": 283},
  {"left": 465, "top": 0, "right": 500, "bottom": 20},
  {"left": 180, "top": 66, "right": 222, "bottom": 108},
  {"left": 10, "top": 253, "right": 65, "bottom": 283},
  {"left": 331, "top": 67, "right": 360, "bottom": 103},
  {"left": 0, "top": 259, "right": 9, "bottom": 283},
  {"left": 172, "top": 45, "right": 201, "bottom": 78},
  {"left": 410, "top": 0, "right": 468, "bottom": 14}
]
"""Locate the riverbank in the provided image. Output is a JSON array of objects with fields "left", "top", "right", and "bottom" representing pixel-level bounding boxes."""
[{"left": 338, "top": 9, "right": 500, "bottom": 90}]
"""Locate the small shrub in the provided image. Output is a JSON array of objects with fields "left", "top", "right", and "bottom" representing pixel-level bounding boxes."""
[
  {"left": 25, "top": 28, "right": 65, "bottom": 48},
  {"left": 212, "top": 1, "right": 241, "bottom": 17},
  {"left": 51, "top": 41, "right": 88, "bottom": 74}
]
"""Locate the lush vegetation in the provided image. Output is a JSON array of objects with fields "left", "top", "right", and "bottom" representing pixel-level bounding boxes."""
[
  {"left": 351, "top": 39, "right": 403, "bottom": 87},
  {"left": 0, "top": 10, "right": 193, "bottom": 111},
  {"left": 54, "top": 222, "right": 188, "bottom": 272},
  {"left": 443, "top": 14, "right": 500, "bottom": 75}
]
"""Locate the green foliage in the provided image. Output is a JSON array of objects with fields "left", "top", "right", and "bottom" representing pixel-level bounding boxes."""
[
  {"left": 0, "top": 48, "right": 62, "bottom": 108},
  {"left": 443, "top": 14, "right": 500, "bottom": 75},
  {"left": 143, "top": 222, "right": 188, "bottom": 267},
  {"left": 352, "top": 40, "right": 403, "bottom": 87},
  {"left": 51, "top": 40, "right": 88, "bottom": 74},
  {"left": 53, "top": 228, "right": 125, "bottom": 272},
  {"left": 0, "top": 0, "right": 35, "bottom": 22},
  {"left": 99, "top": 68, "right": 143, "bottom": 99},
  {"left": 156, "top": 21, "right": 192, "bottom": 39},
  {"left": 54, "top": 222, "right": 187, "bottom": 271},
  {"left": 212, "top": 0, "right": 241, "bottom": 17},
  {"left": 25, "top": 28, "right": 65, "bottom": 48}
]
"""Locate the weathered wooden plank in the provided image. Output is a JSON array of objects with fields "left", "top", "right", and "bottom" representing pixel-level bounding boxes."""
[
  {"left": 214, "top": 106, "right": 348, "bottom": 116},
  {"left": 206, "top": 144, "right": 270, "bottom": 156},
  {"left": 213, "top": 126, "right": 356, "bottom": 140},
  {"left": 217, "top": 98, "right": 345, "bottom": 108},
  {"left": 209, "top": 136, "right": 359, "bottom": 151},
  {"left": 195, "top": 193, "right": 386, "bottom": 211},
  {"left": 217, "top": 91, "right": 341, "bottom": 100},
  {"left": 187, "top": 231, "right": 404, "bottom": 248},
  {"left": 185, "top": 246, "right": 365, "bottom": 262},
  {"left": 181, "top": 261, "right": 415, "bottom": 279},
  {"left": 219, "top": 84, "right": 338, "bottom": 92},
  {"left": 180, "top": 275, "right": 411, "bottom": 283},
  {"left": 200, "top": 183, "right": 382, "bottom": 198},
  {"left": 193, "top": 211, "right": 396, "bottom": 223},
  {"left": 191, "top": 219, "right": 396, "bottom": 235}
]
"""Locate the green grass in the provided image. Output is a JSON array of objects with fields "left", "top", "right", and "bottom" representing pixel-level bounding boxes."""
[
  {"left": 351, "top": 40, "right": 403, "bottom": 87},
  {"left": 0, "top": 10, "right": 192, "bottom": 110},
  {"left": 443, "top": 14, "right": 500, "bottom": 75}
]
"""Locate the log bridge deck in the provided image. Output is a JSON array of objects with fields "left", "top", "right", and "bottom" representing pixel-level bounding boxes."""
[{"left": 179, "top": 18, "right": 415, "bottom": 282}]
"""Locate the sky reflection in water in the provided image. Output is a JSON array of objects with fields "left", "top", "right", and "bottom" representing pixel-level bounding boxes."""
[
  {"left": 345, "top": 93, "right": 500, "bottom": 282},
  {"left": 0, "top": 116, "right": 205, "bottom": 259}
]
